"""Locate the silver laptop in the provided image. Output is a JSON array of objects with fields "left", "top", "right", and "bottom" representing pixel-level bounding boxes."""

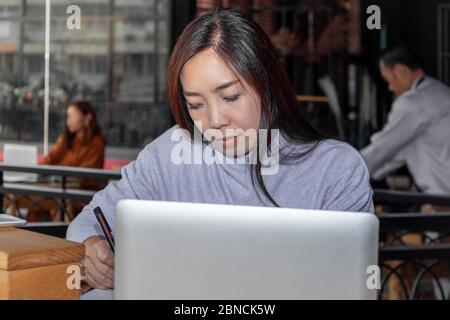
[
  {"left": 3, "top": 143, "right": 38, "bottom": 182},
  {"left": 114, "top": 200, "right": 379, "bottom": 300},
  {"left": 0, "top": 214, "right": 27, "bottom": 227}
]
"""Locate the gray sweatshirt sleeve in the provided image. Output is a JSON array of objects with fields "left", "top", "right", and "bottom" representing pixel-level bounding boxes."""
[
  {"left": 360, "top": 97, "right": 429, "bottom": 177},
  {"left": 371, "top": 150, "right": 406, "bottom": 180},
  {"left": 322, "top": 145, "right": 375, "bottom": 214},
  {"left": 66, "top": 144, "right": 157, "bottom": 243}
]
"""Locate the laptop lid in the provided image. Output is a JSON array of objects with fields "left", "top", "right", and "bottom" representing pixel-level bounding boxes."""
[{"left": 115, "top": 200, "right": 379, "bottom": 300}]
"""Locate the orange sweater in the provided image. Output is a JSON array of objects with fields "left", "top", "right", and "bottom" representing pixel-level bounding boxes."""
[
  {"left": 43, "top": 134, "right": 105, "bottom": 169},
  {"left": 42, "top": 134, "right": 105, "bottom": 190}
]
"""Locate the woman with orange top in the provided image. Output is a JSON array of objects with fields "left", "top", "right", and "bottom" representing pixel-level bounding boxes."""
[
  {"left": 42, "top": 101, "right": 106, "bottom": 170},
  {"left": 23, "top": 102, "right": 106, "bottom": 222}
]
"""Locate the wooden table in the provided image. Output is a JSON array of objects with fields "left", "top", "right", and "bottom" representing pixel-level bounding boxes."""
[{"left": 0, "top": 227, "right": 85, "bottom": 299}]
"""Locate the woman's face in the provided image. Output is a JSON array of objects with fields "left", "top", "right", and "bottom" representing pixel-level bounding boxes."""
[
  {"left": 66, "top": 105, "right": 88, "bottom": 134},
  {"left": 180, "top": 48, "right": 261, "bottom": 156}
]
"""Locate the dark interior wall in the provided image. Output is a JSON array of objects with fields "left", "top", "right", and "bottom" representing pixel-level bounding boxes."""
[
  {"left": 361, "top": 0, "right": 448, "bottom": 127},
  {"left": 170, "top": 1, "right": 447, "bottom": 85},
  {"left": 403, "top": 0, "right": 443, "bottom": 78},
  {"left": 416, "top": 0, "right": 445, "bottom": 78},
  {"left": 170, "top": 0, "right": 197, "bottom": 52},
  {"left": 362, "top": 0, "right": 448, "bottom": 78}
]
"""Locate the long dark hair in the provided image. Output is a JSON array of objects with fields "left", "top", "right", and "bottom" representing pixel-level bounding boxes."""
[
  {"left": 63, "top": 101, "right": 105, "bottom": 149},
  {"left": 168, "top": 9, "right": 324, "bottom": 206}
]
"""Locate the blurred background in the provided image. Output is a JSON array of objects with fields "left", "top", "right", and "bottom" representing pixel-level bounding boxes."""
[
  {"left": 1, "top": 0, "right": 450, "bottom": 300},
  {"left": 0, "top": 0, "right": 171, "bottom": 154},
  {"left": 0, "top": 0, "right": 447, "bottom": 154}
]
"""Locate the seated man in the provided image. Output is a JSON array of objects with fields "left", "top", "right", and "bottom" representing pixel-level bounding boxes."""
[{"left": 361, "top": 45, "right": 450, "bottom": 195}]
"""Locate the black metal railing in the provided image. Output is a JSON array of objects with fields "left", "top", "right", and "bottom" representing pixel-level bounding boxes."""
[
  {"left": 374, "top": 188, "right": 450, "bottom": 207},
  {"left": 0, "top": 162, "right": 121, "bottom": 237},
  {"left": 2, "top": 177, "right": 450, "bottom": 299},
  {"left": 375, "top": 189, "right": 450, "bottom": 300}
]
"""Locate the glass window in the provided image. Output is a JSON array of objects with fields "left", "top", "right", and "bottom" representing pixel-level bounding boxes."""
[
  {"left": 0, "top": 0, "right": 45, "bottom": 141},
  {"left": 0, "top": 0, "right": 172, "bottom": 148}
]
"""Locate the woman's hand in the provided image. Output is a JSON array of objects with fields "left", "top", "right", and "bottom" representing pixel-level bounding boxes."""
[{"left": 82, "top": 236, "right": 115, "bottom": 290}]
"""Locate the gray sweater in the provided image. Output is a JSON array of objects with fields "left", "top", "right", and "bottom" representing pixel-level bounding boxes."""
[{"left": 66, "top": 125, "right": 374, "bottom": 243}]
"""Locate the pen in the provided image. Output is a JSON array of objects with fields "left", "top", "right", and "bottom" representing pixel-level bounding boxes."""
[{"left": 93, "top": 206, "right": 115, "bottom": 254}]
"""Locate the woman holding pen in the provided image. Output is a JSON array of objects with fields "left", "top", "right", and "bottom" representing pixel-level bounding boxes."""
[{"left": 67, "top": 9, "right": 374, "bottom": 296}]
